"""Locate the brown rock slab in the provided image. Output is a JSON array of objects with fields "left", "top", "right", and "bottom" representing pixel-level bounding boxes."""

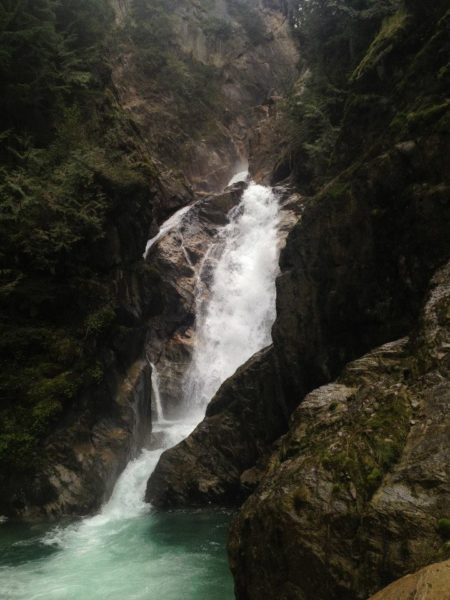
[{"left": 369, "top": 560, "right": 450, "bottom": 600}]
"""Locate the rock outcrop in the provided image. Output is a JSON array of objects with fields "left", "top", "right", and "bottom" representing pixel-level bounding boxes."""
[
  {"left": 20, "top": 359, "right": 152, "bottom": 519},
  {"left": 368, "top": 560, "right": 450, "bottom": 600},
  {"left": 145, "top": 184, "right": 246, "bottom": 418},
  {"left": 111, "top": 0, "right": 299, "bottom": 191},
  {"left": 146, "top": 347, "right": 288, "bottom": 506},
  {"left": 228, "top": 262, "right": 450, "bottom": 600}
]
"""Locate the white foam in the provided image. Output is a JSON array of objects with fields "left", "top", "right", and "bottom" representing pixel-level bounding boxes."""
[
  {"left": 143, "top": 205, "right": 192, "bottom": 258},
  {"left": 227, "top": 170, "right": 249, "bottom": 187},
  {"left": 183, "top": 183, "right": 280, "bottom": 413}
]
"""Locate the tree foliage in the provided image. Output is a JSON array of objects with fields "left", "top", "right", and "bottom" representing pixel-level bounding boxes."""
[
  {"left": 282, "top": 0, "right": 400, "bottom": 189},
  {"left": 0, "top": 0, "right": 113, "bottom": 146},
  {"left": 0, "top": 0, "right": 153, "bottom": 481}
]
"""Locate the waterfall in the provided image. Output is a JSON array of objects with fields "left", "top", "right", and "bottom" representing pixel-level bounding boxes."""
[
  {"left": 109, "top": 182, "right": 281, "bottom": 503},
  {"left": 183, "top": 183, "right": 280, "bottom": 413},
  {"left": 108, "top": 182, "right": 281, "bottom": 507},
  {"left": 227, "top": 169, "right": 249, "bottom": 186},
  {"left": 150, "top": 361, "right": 164, "bottom": 422},
  {"left": 143, "top": 204, "right": 192, "bottom": 258},
  {"left": 0, "top": 182, "right": 282, "bottom": 600}
]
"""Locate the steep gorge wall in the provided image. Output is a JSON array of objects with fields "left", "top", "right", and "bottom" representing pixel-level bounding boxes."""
[
  {"left": 145, "top": 2, "right": 450, "bottom": 597},
  {"left": 230, "top": 263, "right": 450, "bottom": 599},
  {"left": 0, "top": 0, "right": 299, "bottom": 518},
  {"left": 111, "top": 0, "right": 299, "bottom": 191}
]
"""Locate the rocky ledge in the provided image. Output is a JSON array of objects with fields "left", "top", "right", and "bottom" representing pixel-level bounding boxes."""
[
  {"left": 146, "top": 347, "right": 288, "bottom": 507},
  {"left": 228, "top": 262, "right": 450, "bottom": 600}
]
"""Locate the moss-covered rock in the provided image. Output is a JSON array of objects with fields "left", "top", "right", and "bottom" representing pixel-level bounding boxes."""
[
  {"left": 229, "top": 262, "right": 450, "bottom": 599},
  {"left": 0, "top": 0, "right": 193, "bottom": 517}
]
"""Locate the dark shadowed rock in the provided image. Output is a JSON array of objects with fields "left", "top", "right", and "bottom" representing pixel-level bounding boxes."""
[
  {"left": 15, "top": 359, "right": 152, "bottom": 519},
  {"left": 228, "top": 262, "right": 450, "bottom": 600},
  {"left": 145, "top": 346, "right": 290, "bottom": 507}
]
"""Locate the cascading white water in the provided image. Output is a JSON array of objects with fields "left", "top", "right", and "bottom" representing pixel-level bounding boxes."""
[
  {"left": 150, "top": 361, "right": 164, "bottom": 422},
  {"left": 227, "top": 169, "right": 249, "bottom": 186},
  {"left": 143, "top": 204, "right": 192, "bottom": 258},
  {"left": 184, "top": 183, "right": 280, "bottom": 413},
  {"left": 91, "top": 182, "right": 281, "bottom": 518},
  {"left": 0, "top": 181, "right": 282, "bottom": 600}
]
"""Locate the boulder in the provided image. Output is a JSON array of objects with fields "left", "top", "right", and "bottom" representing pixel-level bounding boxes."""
[
  {"left": 228, "top": 263, "right": 450, "bottom": 600},
  {"left": 146, "top": 347, "right": 289, "bottom": 507}
]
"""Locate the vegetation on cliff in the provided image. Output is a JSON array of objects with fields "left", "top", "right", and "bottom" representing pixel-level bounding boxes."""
[
  {"left": 282, "top": 0, "right": 449, "bottom": 192},
  {"left": 123, "top": 0, "right": 221, "bottom": 159},
  {"left": 0, "top": 0, "right": 161, "bottom": 502},
  {"left": 142, "top": 1, "right": 449, "bottom": 597},
  {"left": 227, "top": 2, "right": 450, "bottom": 598}
]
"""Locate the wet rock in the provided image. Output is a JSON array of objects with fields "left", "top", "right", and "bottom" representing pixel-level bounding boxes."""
[
  {"left": 16, "top": 359, "right": 152, "bottom": 519},
  {"left": 228, "top": 263, "right": 450, "bottom": 600},
  {"left": 146, "top": 185, "right": 301, "bottom": 419},
  {"left": 146, "top": 346, "right": 289, "bottom": 507},
  {"left": 145, "top": 186, "right": 245, "bottom": 418}
]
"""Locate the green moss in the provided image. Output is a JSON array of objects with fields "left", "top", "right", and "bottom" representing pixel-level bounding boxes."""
[
  {"left": 366, "top": 467, "right": 382, "bottom": 490},
  {"left": 48, "top": 334, "right": 82, "bottom": 365},
  {"left": 438, "top": 518, "right": 450, "bottom": 539},
  {"left": 84, "top": 305, "right": 116, "bottom": 337},
  {"left": 29, "top": 371, "right": 78, "bottom": 404},
  {"left": 352, "top": 8, "right": 409, "bottom": 81},
  {"left": 325, "top": 181, "right": 350, "bottom": 200},
  {"left": 86, "top": 362, "right": 105, "bottom": 384},
  {"left": 322, "top": 389, "right": 411, "bottom": 501},
  {"left": 31, "top": 399, "right": 63, "bottom": 435},
  {"left": 391, "top": 100, "right": 450, "bottom": 136}
]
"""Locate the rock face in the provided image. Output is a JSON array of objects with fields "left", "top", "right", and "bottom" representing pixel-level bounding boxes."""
[
  {"left": 21, "top": 360, "right": 152, "bottom": 519},
  {"left": 273, "top": 136, "right": 450, "bottom": 408},
  {"left": 112, "top": 0, "right": 299, "bottom": 191},
  {"left": 146, "top": 347, "right": 289, "bottom": 506},
  {"left": 145, "top": 184, "right": 246, "bottom": 418},
  {"left": 368, "top": 560, "right": 450, "bottom": 600},
  {"left": 228, "top": 262, "right": 450, "bottom": 600}
]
